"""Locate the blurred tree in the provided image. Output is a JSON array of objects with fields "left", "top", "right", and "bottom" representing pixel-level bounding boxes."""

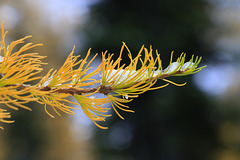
[
  {"left": 0, "top": 0, "right": 95, "bottom": 160},
  {"left": 82, "top": 0, "right": 220, "bottom": 160}
]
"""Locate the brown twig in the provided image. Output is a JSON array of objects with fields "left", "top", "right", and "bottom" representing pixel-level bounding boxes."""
[{"left": 2, "top": 71, "right": 184, "bottom": 96}]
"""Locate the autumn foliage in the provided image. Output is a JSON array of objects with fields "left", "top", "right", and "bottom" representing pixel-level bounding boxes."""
[{"left": 0, "top": 23, "right": 205, "bottom": 129}]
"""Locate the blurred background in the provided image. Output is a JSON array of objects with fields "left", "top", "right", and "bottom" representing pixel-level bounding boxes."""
[{"left": 0, "top": 0, "right": 240, "bottom": 160}]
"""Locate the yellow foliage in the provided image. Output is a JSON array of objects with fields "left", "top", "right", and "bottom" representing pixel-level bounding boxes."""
[{"left": 0, "top": 22, "right": 206, "bottom": 129}]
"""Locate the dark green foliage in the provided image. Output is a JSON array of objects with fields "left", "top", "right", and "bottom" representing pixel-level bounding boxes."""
[{"left": 82, "top": 0, "right": 219, "bottom": 159}]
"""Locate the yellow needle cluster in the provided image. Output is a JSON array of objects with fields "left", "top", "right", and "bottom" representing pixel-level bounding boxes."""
[
  {"left": 0, "top": 23, "right": 45, "bottom": 121},
  {"left": 0, "top": 22, "right": 206, "bottom": 129}
]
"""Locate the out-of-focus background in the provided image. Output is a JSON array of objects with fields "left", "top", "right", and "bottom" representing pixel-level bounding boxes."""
[{"left": 0, "top": 0, "right": 239, "bottom": 160}]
